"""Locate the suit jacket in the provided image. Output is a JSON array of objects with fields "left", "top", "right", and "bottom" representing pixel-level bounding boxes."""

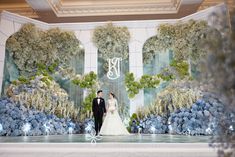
[{"left": 92, "top": 97, "right": 106, "bottom": 116}]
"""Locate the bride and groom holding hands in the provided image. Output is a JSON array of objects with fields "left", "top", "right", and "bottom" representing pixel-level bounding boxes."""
[{"left": 92, "top": 90, "right": 129, "bottom": 136}]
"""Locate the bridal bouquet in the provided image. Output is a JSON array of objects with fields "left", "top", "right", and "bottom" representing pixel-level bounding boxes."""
[{"left": 109, "top": 106, "right": 116, "bottom": 114}]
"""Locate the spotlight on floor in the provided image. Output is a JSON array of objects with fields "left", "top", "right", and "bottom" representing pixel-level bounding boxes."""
[
  {"left": 0, "top": 123, "right": 3, "bottom": 132},
  {"left": 229, "top": 125, "right": 234, "bottom": 131},
  {"left": 150, "top": 126, "right": 156, "bottom": 134},
  {"left": 22, "top": 123, "right": 31, "bottom": 136},
  {"left": 85, "top": 123, "right": 92, "bottom": 134},
  {"left": 68, "top": 127, "right": 73, "bottom": 134},
  {"left": 206, "top": 127, "right": 212, "bottom": 134},
  {"left": 44, "top": 123, "right": 50, "bottom": 135}
]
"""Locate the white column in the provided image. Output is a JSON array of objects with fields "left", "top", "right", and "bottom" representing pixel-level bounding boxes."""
[
  {"left": 77, "top": 30, "right": 98, "bottom": 74},
  {"left": 76, "top": 30, "right": 98, "bottom": 98},
  {"left": 128, "top": 28, "right": 145, "bottom": 116},
  {"left": 128, "top": 27, "right": 157, "bottom": 116}
]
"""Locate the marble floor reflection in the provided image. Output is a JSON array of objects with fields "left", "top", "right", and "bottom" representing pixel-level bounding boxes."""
[{"left": 0, "top": 134, "right": 210, "bottom": 143}]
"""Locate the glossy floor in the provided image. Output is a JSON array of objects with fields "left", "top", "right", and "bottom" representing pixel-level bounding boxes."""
[{"left": 0, "top": 134, "right": 211, "bottom": 143}]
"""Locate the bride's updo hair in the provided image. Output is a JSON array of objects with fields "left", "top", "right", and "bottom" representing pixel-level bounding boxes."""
[{"left": 110, "top": 92, "right": 115, "bottom": 98}]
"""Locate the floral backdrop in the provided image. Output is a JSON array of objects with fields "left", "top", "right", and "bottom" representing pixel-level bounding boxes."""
[
  {"left": 0, "top": 13, "right": 234, "bottom": 157},
  {"left": 94, "top": 23, "right": 130, "bottom": 120}
]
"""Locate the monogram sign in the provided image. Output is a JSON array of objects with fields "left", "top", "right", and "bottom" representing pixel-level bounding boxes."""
[{"left": 107, "top": 57, "right": 122, "bottom": 80}]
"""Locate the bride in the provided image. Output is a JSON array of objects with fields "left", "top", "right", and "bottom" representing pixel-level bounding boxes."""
[{"left": 99, "top": 92, "right": 129, "bottom": 135}]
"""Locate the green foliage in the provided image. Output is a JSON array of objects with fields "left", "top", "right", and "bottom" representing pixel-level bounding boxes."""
[
  {"left": 170, "top": 59, "right": 189, "bottom": 79},
  {"left": 125, "top": 59, "right": 190, "bottom": 98},
  {"left": 72, "top": 71, "right": 97, "bottom": 88},
  {"left": 82, "top": 90, "right": 96, "bottom": 110},
  {"left": 92, "top": 23, "right": 130, "bottom": 60},
  {"left": 36, "top": 63, "right": 49, "bottom": 76},
  {"left": 80, "top": 90, "right": 97, "bottom": 120},
  {"left": 6, "top": 23, "right": 83, "bottom": 76},
  {"left": 13, "top": 62, "right": 59, "bottom": 87},
  {"left": 12, "top": 58, "right": 59, "bottom": 87},
  {"left": 48, "top": 62, "right": 59, "bottom": 73},
  {"left": 125, "top": 73, "right": 142, "bottom": 98},
  {"left": 157, "top": 70, "right": 175, "bottom": 81},
  {"left": 12, "top": 80, "right": 18, "bottom": 85},
  {"left": 131, "top": 113, "right": 138, "bottom": 120},
  {"left": 72, "top": 71, "right": 98, "bottom": 120},
  {"left": 143, "top": 20, "right": 210, "bottom": 64},
  {"left": 40, "top": 76, "right": 51, "bottom": 86},
  {"left": 157, "top": 60, "right": 189, "bottom": 81},
  {"left": 127, "top": 113, "right": 140, "bottom": 130},
  {"left": 140, "top": 75, "right": 160, "bottom": 88},
  {"left": 18, "top": 76, "right": 30, "bottom": 84},
  {"left": 125, "top": 73, "right": 161, "bottom": 98}
]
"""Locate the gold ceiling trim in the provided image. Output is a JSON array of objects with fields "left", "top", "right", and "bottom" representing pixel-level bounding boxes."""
[
  {"left": 0, "top": 0, "right": 38, "bottom": 18},
  {"left": 0, "top": 8, "right": 38, "bottom": 19},
  {"left": 198, "top": 0, "right": 235, "bottom": 11},
  {"left": 47, "top": 0, "right": 182, "bottom": 17}
]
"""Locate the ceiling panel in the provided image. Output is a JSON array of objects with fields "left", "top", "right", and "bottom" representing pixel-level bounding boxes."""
[{"left": 1, "top": 0, "right": 233, "bottom": 23}]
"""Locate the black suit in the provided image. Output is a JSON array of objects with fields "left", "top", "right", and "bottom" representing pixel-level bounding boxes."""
[{"left": 92, "top": 97, "right": 106, "bottom": 135}]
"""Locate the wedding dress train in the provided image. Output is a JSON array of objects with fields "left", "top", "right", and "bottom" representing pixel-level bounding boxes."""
[{"left": 99, "top": 98, "right": 129, "bottom": 135}]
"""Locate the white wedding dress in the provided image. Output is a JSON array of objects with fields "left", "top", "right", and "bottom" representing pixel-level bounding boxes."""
[{"left": 100, "top": 98, "right": 130, "bottom": 135}]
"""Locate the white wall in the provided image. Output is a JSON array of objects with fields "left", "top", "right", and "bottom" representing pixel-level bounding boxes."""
[{"left": 0, "top": 3, "right": 225, "bottom": 115}]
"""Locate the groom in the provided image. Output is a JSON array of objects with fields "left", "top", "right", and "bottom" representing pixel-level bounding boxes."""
[{"left": 92, "top": 90, "right": 106, "bottom": 135}]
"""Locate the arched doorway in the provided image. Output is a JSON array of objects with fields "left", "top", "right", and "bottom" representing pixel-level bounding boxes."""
[
  {"left": 142, "top": 35, "right": 173, "bottom": 106},
  {"left": 97, "top": 50, "right": 130, "bottom": 120}
]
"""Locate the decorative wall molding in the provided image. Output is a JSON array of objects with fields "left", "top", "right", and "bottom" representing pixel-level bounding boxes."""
[
  {"left": 0, "top": 11, "right": 49, "bottom": 30},
  {"left": 48, "top": 0, "right": 182, "bottom": 17},
  {"left": 199, "top": 0, "right": 234, "bottom": 12},
  {"left": 0, "top": 1, "right": 39, "bottom": 18},
  {"left": 0, "top": 8, "right": 38, "bottom": 18}
]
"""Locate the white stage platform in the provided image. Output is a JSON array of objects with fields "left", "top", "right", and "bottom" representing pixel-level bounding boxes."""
[{"left": 0, "top": 143, "right": 217, "bottom": 157}]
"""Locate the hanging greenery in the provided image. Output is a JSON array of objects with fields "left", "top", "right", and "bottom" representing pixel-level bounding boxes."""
[
  {"left": 125, "top": 59, "right": 189, "bottom": 98},
  {"left": 169, "top": 59, "right": 189, "bottom": 79},
  {"left": 6, "top": 23, "right": 84, "bottom": 76},
  {"left": 72, "top": 71, "right": 99, "bottom": 120},
  {"left": 143, "top": 20, "right": 210, "bottom": 64},
  {"left": 92, "top": 23, "right": 130, "bottom": 60},
  {"left": 11, "top": 61, "right": 59, "bottom": 87},
  {"left": 72, "top": 71, "right": 97, "bottom": 89},
  {"left": 125, "top": 73, "right": 161, "bottom": 98}
]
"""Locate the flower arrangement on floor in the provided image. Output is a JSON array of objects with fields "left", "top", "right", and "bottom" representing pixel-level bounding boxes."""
[
  {"left": 0, "top": 98, "right": 81, "bottom": 136},
  {"left": 168, "top": 94, "right": 225, "bottom": 135},
  {"left": 129, "top": 93, "right": 230, "bottom": 136},
  {"left": 135, "top": 80, "right": 201, "bottom": 119},
  {"left": 7, "top": 75, "right": 79, "bottom": 120}
]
